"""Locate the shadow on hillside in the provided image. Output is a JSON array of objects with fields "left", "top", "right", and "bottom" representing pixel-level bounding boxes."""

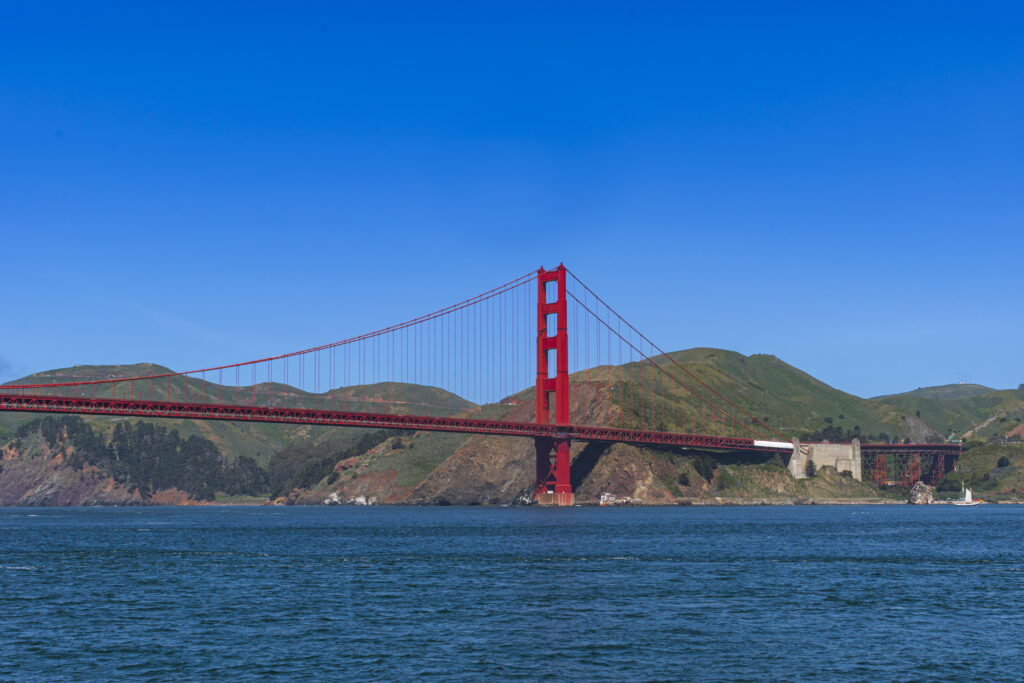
[{"left": 571, "top": 441, "right": 610, "bottom": 490}]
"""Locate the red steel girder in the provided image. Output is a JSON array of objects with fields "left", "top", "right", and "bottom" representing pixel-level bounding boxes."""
[
  {"left": 0, "top": 392, "right": 789, "bottom": 453},
  {"left": 861, "top": 443, "right": 961, "bottom": 457}
]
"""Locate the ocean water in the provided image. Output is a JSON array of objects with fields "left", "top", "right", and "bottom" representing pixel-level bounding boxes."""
[{"left": 1, "top": 505, "right": 1022, "bottom": 681}]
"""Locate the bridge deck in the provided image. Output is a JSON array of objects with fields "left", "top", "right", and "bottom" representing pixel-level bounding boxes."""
[
  {"left": 0, "top": 392, "right": 789, "bottom": 452},
  {"left": 0, "top": 392, "right": 959, "bottom": 456}
]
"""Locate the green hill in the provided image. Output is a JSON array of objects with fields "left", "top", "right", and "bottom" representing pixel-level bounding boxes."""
[
  {"left": 577, "top": 348, "right": 933, "bottom": 443},
  {"left": 870, "top": 386, "right": 1024, "bottom": 442},
  {"left": 873, "top": 383, "right": 995, "bottom": 400}
]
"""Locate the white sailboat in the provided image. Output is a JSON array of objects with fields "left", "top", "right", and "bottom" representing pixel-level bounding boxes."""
[{"left": 953, "top": 485, "right": 980, "bottom": 506}]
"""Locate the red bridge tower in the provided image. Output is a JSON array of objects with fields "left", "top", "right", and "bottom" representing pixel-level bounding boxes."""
[{"left": 535, "top": 264, "right": 574, "bottom": 505}]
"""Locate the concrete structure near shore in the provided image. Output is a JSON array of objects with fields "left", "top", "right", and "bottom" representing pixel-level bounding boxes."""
[{"left": 788, "top": 439, "right": 862, "bottom": 481}]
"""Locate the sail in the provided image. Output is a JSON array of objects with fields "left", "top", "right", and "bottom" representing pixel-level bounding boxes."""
[{"left": 965, "top": 488, "right": 973, "bottom": 503}]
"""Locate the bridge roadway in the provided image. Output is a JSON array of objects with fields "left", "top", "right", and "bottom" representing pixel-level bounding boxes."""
[
  {"left": 0, "top": 391, "right": 796, "bottom": 453},
  {"left": 0, "top": 392, "right": 960, "bottom": 458}
]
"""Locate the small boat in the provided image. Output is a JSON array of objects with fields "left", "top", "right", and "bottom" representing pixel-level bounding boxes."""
[{"left": 953, "top": 485, "right": 980, "bottom": 506}]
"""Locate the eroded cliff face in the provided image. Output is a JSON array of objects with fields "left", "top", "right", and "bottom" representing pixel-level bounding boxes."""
[
  {"left": 0, "top": 429, "right": 198, "bottom": 506},
  {"left": 409, "top": 435, "right": 536, "bottom": 505},
  {"left": 572, "top": 443, "right": 679, "bottom": 504},
  {"left": 0, "top": 432, "right": 141, "bottom": 506},
  {"left": 287, "top": 459, "right": 408, "bottom": 506}
]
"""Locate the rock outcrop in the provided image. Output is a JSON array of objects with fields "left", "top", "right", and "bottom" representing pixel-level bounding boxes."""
[{"left": 907, "top": 481, "right": 934, "bottom": 505}]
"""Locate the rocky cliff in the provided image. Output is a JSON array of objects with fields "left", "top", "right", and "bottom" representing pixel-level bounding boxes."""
[
  {"left": 0, "top": 429, "right": 170, "bottom": 506},
  {"left": 0, "top": 416, "right": 256, "bottom": 506}
]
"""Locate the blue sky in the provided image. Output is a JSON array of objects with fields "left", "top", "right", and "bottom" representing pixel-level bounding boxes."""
[{"left": 2, "top": 2, "right": 1021, "bottom": 397}]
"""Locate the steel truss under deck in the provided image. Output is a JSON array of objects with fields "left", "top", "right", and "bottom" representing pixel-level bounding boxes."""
[{"left": 0, "top": 392, "right": 786, "bottom": 452}]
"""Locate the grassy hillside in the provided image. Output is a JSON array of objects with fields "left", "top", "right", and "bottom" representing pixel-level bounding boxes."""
[
  {"left": 874, "top": 383, "right": 994, "bottom": 400},
  {"left": 578, "top": 349, "right": 932, "bottom": 443},
  {"left": 937, "top": 443, "right": 1024, "bottom": 500},
  {"left": 872, "top": 387, "right": 1024, "bottom": 442}
]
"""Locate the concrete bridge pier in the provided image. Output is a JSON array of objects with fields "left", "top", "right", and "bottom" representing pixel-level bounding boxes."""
[{"left": 789, "top": 438, "right": 862, "bottom": 481}]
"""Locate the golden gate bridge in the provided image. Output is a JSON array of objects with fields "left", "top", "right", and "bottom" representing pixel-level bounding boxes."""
[{"left": 0, "top": 265, "right": 958, "bottom": 504}]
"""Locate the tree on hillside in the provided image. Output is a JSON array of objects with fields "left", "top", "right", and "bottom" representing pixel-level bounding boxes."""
[{"left": 805, "top": 459, "right": 816, "bottom": 477}]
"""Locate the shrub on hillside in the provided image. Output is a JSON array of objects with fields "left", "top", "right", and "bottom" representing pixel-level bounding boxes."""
[
  {"left": 690, "top": 454, "right": 717, "bottom": 482},
  {"left": 715, "top": 468, "right": 740, "bottom": 491}
]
